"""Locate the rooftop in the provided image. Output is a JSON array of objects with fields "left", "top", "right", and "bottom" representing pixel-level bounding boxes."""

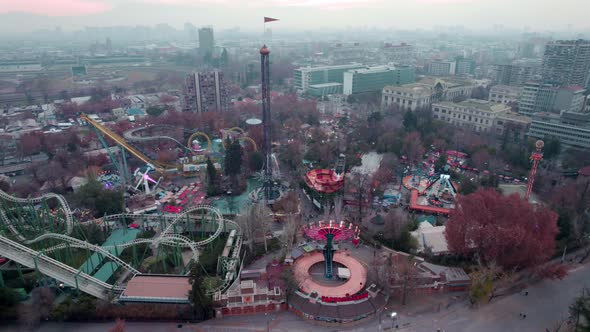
[
  {"left": 384, "top": 83, "right": 431, "bottom": 93},
  {"left": 121, "top": 275, "right": 191, "bottom": 302},
  {"left": 435, "top": 99, "right": 511, "bottom": 113}
]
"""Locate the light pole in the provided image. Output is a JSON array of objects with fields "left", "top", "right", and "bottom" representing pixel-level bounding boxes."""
[{"left": 391, "top": 311, "right": 398, "bottom": 329}]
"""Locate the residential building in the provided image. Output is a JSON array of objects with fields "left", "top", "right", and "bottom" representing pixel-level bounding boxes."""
[
  {"left": 554, "top": 86, "right": 586, "bottom": 113},
  {"left": 493, "top": 59, "right": 541, "bottom": 86},
  {"left": 432, "top": 99, "right": 511, "bottom": 133},
  {"left": 428, "top": 60, "right": 456, "bottom": 76},
  {"left": 528, "top": 112, "right": 590, "bottom": 150},
  {"left": 183, "top": 71, "right": 230, "bottom": 113},
  {"left": 198, "top": 27, "right": 214, "bottom": 54},
  {"left": 455, "top": 57, "right": 476, "bottom": 76},
  {"left": 542, "top": 39, "right": 590, "bottom": 87},
  {"left": 343, "top": 65, "right": 415, "bottom": 95},
  {"left": 518, "top": 82, "right": 558, "bottom": 116},
  {"left": 293, "top": 64, "right": 364, "bottom": 92},
  {"left": 489, "top": 85, "right": 522, "bottom": 104},
  {"left": 382, "top": 83, "right": 432, "bottom": 111}
]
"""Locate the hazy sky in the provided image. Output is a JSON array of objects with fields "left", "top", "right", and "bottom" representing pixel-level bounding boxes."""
[{"left": 1, "top": 0, "right": 589, "bottom": 33}]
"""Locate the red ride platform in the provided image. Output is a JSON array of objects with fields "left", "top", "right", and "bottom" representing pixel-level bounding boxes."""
[{"left": 305, "top": 169, "right": 344, "bottom": 194}]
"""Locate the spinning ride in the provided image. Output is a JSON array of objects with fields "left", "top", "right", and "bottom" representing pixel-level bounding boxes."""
[{"left": 302, "top": 220, "right": 360, "bottom": 278}]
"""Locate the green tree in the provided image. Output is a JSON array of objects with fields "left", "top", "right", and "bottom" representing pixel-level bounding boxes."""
[
  {"left": 247, "top": 151, "right": 263, "bottom": 172},
  {"left": 434, "top": 153, "right": 448, "bottom": 173},
  {"left": 224, "top": 138, "right": 243, "bottom": 177},
  {"left": 187, "top": 264, "right": 212, "bottom": 321},
  {"left": 569, "top": 288, "right": 590, "bottom": 332},
  {"left": 146, "top": 105, "right": 165, "bottom": 117},
  {"left": 206, "top": 157, "right": 218, "bottom": 196},
  {"left": 73, "top": 180, "right": 124, "bottom": 218},
  {"left": 459, "top": 178, "right": 478, "bottom": 195}
]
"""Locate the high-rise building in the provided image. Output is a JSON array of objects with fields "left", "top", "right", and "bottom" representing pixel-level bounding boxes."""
[
  {"left": 343, "top": 65, "right": 415, "bottom": 95},
  {"left": 455, "top": 57, "right": 476, "bottom": 76},
  {"left": 198, "top": 27, "right": 215, "bottom": 55},
  {"left": 183, "top": 71, "right": 230, "bottom": 113},
  {"left": 493, "top": 59, "right": 541, "bottom": 86},
  {"left": 542, "top": 39, "right": 590, "bottom": 87},
  {"left": 517, "top": 82, "right": 585, "bottom": 116},
  {"left": 518, "top": 82, "right": 558, "bottom": 116},
  {"left": 554, "top": 86, "right": 586, "bottom": 113},
  {"left": 428, "top": 60, "right": 456, "bottom": 76},
  {"left": 294, "top": 64, "right": 365, "bottom": 92}
]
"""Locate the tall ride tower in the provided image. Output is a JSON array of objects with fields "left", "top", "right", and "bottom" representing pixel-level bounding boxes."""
[
  {"left": 260, "top": 45, "right": 273, "bottom": 202},
  {"left": 525, "top": 140, "right": 544, "bottom": 201}
]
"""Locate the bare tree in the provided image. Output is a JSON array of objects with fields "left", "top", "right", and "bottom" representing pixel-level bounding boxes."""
[
  {"left": 391, "top": 254, "right": 419, "bottom": 305},
  {"left": 237, "top": 203, "right": 272, "bottom": 252},
  {"left": 281, "top": 215, "right": 299, "bottom": 257}
]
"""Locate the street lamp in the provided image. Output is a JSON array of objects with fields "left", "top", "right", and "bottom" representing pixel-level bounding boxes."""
[{"left": 391, "top": 312, "right": 398, "bottom": 329}]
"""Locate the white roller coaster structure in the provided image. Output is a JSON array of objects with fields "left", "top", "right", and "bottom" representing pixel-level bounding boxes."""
[{"left": 0, "top": 189, "right": 242, "bottom": 301}]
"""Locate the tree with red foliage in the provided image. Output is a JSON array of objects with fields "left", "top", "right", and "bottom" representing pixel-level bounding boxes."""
[
  {"left": 18, "top": 132, "right": 43, "bottom": 158},
  {"left": 534, "top": 263, "right": 568, "bottom": 280},
  {"left": 445, "top": 189, "right": 558, "bottom": 269},
  {"left": 109, "top": 318, "right": 125, "bottom": 332}
]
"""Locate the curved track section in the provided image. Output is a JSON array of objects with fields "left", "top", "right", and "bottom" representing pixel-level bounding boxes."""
[
  {"left": 24, "top": 233, "right": 141, "bottom": 275},
  {"left": 0, "top": 189, "right": 73, "bottom": 236},
  {"left": 123, "top": 126, "right": 188, "bottom": 149},
  {"left": 162, "top": 204, "right": 224, "bottom": 245},
  {"left": 0, "top": 235, "right": 122, "bottom": 300}
]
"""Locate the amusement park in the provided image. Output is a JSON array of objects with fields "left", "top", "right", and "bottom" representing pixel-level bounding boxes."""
[{"left": 1, "top": 35, "right": 588, "bottom": 332}]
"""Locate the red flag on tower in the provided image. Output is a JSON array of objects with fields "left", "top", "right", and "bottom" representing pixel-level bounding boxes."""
[{"left": 264, "top": 17, "right": 279, "bottom": 23}]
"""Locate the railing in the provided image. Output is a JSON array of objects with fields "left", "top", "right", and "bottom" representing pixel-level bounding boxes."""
[{"left": 0, "top": 235, "right": 121, "bottom": 300}]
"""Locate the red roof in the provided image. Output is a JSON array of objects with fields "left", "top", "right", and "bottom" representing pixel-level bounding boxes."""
[
  {"left": 409, "top": 190, "right": 451, "bottom": 215},
  {"left": 122, "top": 276, "right": 191, "bottom": 300}
]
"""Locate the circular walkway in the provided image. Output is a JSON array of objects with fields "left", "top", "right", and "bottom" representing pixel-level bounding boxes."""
[{"left": 293, "top": 252, "right": 367, "bottom": 297}]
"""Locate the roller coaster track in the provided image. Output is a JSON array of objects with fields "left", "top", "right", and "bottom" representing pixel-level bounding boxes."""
[
  {"left": 123, "top": 126, "right": 188, "bottom": 150},
  {"left": 0, "top": 184, "right": 241, "bottom": 299},
  {"left": 0, "top": 235, "right": 123, "bottom": 300},
  {"left": 80, "top": 114, "right": 179, "bottom": 173},
  {"left": 0, "top": 189, "right": 74, "bottom": 235},
  {"left": 24, "top": 233, "right": 141, "bottom": 275}
]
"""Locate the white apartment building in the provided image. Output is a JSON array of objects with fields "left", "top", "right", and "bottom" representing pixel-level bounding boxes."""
[
  {"left": 432, "top": 99, "right": 511, "bottom": 133},
  {"left": 489, "top": 85, "right": 522, "bottom": 104},
  {"left": 428, "top": 61, "right": 456, "bottom": 76},
  {"left": 382, "top": 83, "right": 432, "bottom": 111}
]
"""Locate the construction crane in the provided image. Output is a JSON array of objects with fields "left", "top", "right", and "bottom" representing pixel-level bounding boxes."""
[{"left": 525, "top": 140, "right": 544, "bottom": 201}]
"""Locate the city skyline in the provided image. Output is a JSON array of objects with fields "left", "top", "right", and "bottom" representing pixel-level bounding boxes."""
[{"left": 1, "top": 0, "right": 590, "bottom": 35}]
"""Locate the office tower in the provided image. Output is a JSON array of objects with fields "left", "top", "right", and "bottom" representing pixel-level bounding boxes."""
[
  {"left": 198, "top": 27, "right": 215, "bottom": 54},
  {"left": 294, "top": 64, "right": 365, "bottom": 92},
  {"left": 343, "top": 65, "right": 415, "bottom": 95},
  {"left": 542, "top": 39, "right": 590, "bottom": 87},
  {"left": 183, "top": 71, "right": 230, "bottom": 113},
  {"left": 493, "top": 59, "right": 541, "bottom": 86}
]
